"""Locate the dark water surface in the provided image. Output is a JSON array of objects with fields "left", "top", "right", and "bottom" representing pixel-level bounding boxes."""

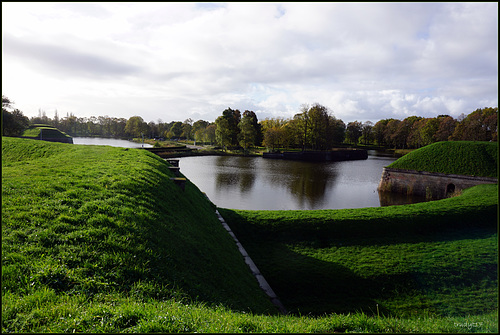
[{"left": 177, "top": 151, "right": 426, "bottom": 210}]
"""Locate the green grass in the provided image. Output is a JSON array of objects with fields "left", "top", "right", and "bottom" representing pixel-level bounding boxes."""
[
  {"left": 2, "top": 137, "right": 498, "bottom": 332},
  {"left": 21, "top": 125, "right": 72, "bottom": 139},
  {"left": 219, "top": 184, "right": 498, "bottom": 318},
  {"left": 388, "top": 141, "right": 498, "bottom": 177}
]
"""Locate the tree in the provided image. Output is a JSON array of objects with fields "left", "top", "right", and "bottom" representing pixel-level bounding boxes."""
[
  {"left": 238, "top": 113, "right": 257, "bottom": 150},
  {"left": 372, "top": 119, "right": 391, "bottom": 146},
  {"left": 345, "top": 121, "right": 363, "bottom": 145},
  {"left": 394, "top": 116, "right": 422, "bottom": 149},
  {"left": 294, "top": 104, "right": 311, "bottom": 150},
  {"left": 192, "top": 119, "right": 210, "bottom": 143},
  {"left": 125, "top": 116, "right": 148, "bottom": 138},
  {"left": 434, "top": 116, "right": 457, "bottom": 142},
  {"left": 215, "top": 116, "right": 231, "bottom": 150},
  {"left": 203, "top": 124, "right": 216, "bottom": 144},
  {"left": 451, "top": 107, "right": 498, "bottom": 141},
  {"left": 308, "top": 104, "right": 330, "bottom": 149},
  {"left": 2, "top": 96, "right": 29, "bottom": 137},
  {"left": 242, "top": 110, "right": 262, "bottom": 146},
  {"left": 167, "top": 122, "right": 182, "bottom": 139},
  {"left": 221, "top": 108, "right": 241, "bottom": 146},
  {"left": 384, "top": 119, "right": 401, "bottom": 148},
  {"left": 181, "top": 119, "right": 193, "bottom": 140},
  {"left": 327, "top": 116, "right": 346, "bottom": 145},
  {"left": 261, "top": 117, "right": 289, "bottom": 151},
  {"left": 359, "top": 121, "right": 374, "bottom": 145}
]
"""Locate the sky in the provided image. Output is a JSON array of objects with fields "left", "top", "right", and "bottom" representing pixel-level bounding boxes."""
[{"left": 2, "top": 2, "right": 498, "bottom": 124}]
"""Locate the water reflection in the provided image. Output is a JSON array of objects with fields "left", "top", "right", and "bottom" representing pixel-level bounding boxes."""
[
  {"left": 177, "top": 154, "right": 402, "bottom": 210},
  {"left": 214, "top": 156, "right": 256, "bottom": 194}
]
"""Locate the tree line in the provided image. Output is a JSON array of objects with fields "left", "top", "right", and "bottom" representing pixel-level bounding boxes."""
[{"left": 2, "top": 95, "right": 497, "bottom": 150}]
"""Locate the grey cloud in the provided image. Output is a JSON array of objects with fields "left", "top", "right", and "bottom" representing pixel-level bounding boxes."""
[{"left": 3, "top": 34, "right": 142, "bottom": 79}]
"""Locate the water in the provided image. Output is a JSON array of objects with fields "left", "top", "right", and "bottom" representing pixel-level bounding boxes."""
[
  {"left": 72, "top": 137, "right": 424, "bottom": 210},
  {"left": 177, "top": 151, "right": 426, "bottom": 210},
  {"left": 73, "top": 137, "right": 153, "bottom": 148}
]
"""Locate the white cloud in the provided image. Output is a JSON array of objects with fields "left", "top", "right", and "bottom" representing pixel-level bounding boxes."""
[{"left": 2, "top": 2, "right": 497, "bottom": 124}]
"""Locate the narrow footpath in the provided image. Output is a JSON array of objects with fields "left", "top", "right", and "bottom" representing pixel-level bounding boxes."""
[{"left": 215, "top": 209, "right": 288, "bottom": 315}]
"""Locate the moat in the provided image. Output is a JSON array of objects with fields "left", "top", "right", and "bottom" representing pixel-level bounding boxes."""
[{"left": 177, "top": 151, "right": 427, "bottom": 210}]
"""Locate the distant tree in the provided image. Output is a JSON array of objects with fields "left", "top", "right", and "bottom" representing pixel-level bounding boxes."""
[
  {"left": 434, "top": 116, "right": 457, "bottom": 142},
  {"left": 372, "top": 119, "right": 392, "bottom": 146},
  {"left": 242, "top": 110, "right": 262, "bottom": 146},
  {"left": 261, "top": 117, "right": 289, "bottom": 151},
  {"left": 221, "top": 108, "right": 241, "bottom": 146},
  {"left": 125, "top": 116, "right": 148, "bottom": 138},
  {"left": 359, "top": 121, "right": 374, "bottom": 145},
  {"left": 167, "top": 121, "right": 182, "bottom": 139},
  {"left": 345, "top": 121, "right": 363, "bottom": 145},
  {"left": 384, "top": 119, "right": 401, "bottom": 148},
  {"left": 215, "top": 116, "right": 231, "bottom": 150},
  {"left": 203, "top": 124, "right": 216, "bottom": 144},
  {"left": 308, "top": 104, "right": 330, "bottom": 149},
  {"left": 394, "top": 116, "right": 422, "bottom": 149},
  {"left": 451, "top": 107, "right": 498, "bottom": 141},
  {"left": 238, "top": 113, "right": 256, "bottom": 150},
  {"left": 2, "top": 96, "right": 30, "bottom": 137},
  {"left": 327, "top": 116, "right": 346, "bottom": 145},
  {"left": 181, "top": 118, "right": 193, "bottom": 140}
]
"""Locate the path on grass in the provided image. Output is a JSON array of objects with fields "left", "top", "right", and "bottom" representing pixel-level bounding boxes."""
[{"left": 215, "top": 209, "right": 288, "bottom": 315}]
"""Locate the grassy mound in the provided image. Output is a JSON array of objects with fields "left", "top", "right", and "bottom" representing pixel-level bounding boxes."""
[
  {"left": 387, "top": 141, "right": 498, "bottom": 177},
  {"left": 219, "top": 183, "right": 498, "bottom": 317},
  {"left": 21, "top": 124, "right": 72, "bottom": 139},
  {"left": 2, "top": 137, "right": 498, "bottom": 332},
  {"left": 2, "top": 137, "right": 276, "bottom": 330}
]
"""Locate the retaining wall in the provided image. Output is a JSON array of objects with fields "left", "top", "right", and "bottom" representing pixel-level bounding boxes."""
[{"left": 378, "top": 167, "right": 498, "bottom": 200}]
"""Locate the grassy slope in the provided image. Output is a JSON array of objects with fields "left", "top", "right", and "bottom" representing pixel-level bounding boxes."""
[
  {"left": 387, "top": 141, "right": 498, "bottom": 177},
  {"left": 2, "top": 137, "right": 498, "bottom": 332},
  {"left": 2, "top": 137, "right": 276, "bottom": 329},
  {"left": 219, "top": 183, "right": 498, "bottom": 317},
  {"left": 21, "top": 126, "right": 72, "bottom": 139}
]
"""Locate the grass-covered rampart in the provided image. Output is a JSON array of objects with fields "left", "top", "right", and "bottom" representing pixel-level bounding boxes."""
[
  {"left": 2, "top": 137, "right": 498, "bottom": 332},
  {"left": 2, "top": 137, "right": 276, "bottom": 331},
  {"left": 21, "top": 124, "right": 73, "bottom": 139},
  {"left": 387, "top": 141, "right": 498, "bottom": 177},
  {"left": 219, "top": 184, "right": 498, "bottom": 320}
]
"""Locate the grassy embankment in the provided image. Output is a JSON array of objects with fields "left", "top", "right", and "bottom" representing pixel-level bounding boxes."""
[
  {"left": 219, "top": 141, "right": 498, "bottom": 329},
  {"left": 2, "top": 137, "right": 498, "bottom": 332},
  {"left": 21, "top": 124, "right": 73, "bottom": 140},
  {"left": 388, "top": 141, "right": 498, "bottom": 177}
]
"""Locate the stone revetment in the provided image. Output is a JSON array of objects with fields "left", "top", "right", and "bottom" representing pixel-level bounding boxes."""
[{"left": 378, "top": 167, "right": 498, "bottom": 200}]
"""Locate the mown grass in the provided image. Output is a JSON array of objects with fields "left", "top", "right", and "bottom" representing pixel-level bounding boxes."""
[
  {"left": 2, "top": 137, "right": 498, "bottom": 333},
  {"left": 219, "top": 184, "right": 498, "bottom": 319},
  {"left": 21, "top": 125, "right": 72, "bottom": 139},
  {"left": 2, "top": 137, "right": 275, "bottom": 331},
  {"left": 388, "top": 141, "right": 498, "bottom": 177}
]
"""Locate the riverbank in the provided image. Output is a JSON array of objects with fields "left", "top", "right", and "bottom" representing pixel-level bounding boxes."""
[{"left": 2, "top": 137, "right": 497, "bottom": 332}]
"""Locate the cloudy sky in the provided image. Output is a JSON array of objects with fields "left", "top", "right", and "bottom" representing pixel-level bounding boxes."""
[{"left": 2, "top": 2, "right": 498, "bottom": 124}]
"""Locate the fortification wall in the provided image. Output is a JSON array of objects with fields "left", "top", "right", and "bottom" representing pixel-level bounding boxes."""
[{"left": 378, "top": 167, "right": 497, "bottom": 200}]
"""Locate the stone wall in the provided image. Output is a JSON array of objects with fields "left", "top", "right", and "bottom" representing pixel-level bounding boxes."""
[{"left": 378, "top": 167, "right": 498, "bottom": 200}]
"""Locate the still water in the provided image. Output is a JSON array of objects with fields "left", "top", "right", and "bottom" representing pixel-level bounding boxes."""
[
  {"left": 73, "top": 137, "right": 423, "bottom": 210},
  {"left": 73, "top": 137, "right": 153, "bottom": 148},
  {"left": 177, "top": 152, "right": 424, "bottom": 210}
]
